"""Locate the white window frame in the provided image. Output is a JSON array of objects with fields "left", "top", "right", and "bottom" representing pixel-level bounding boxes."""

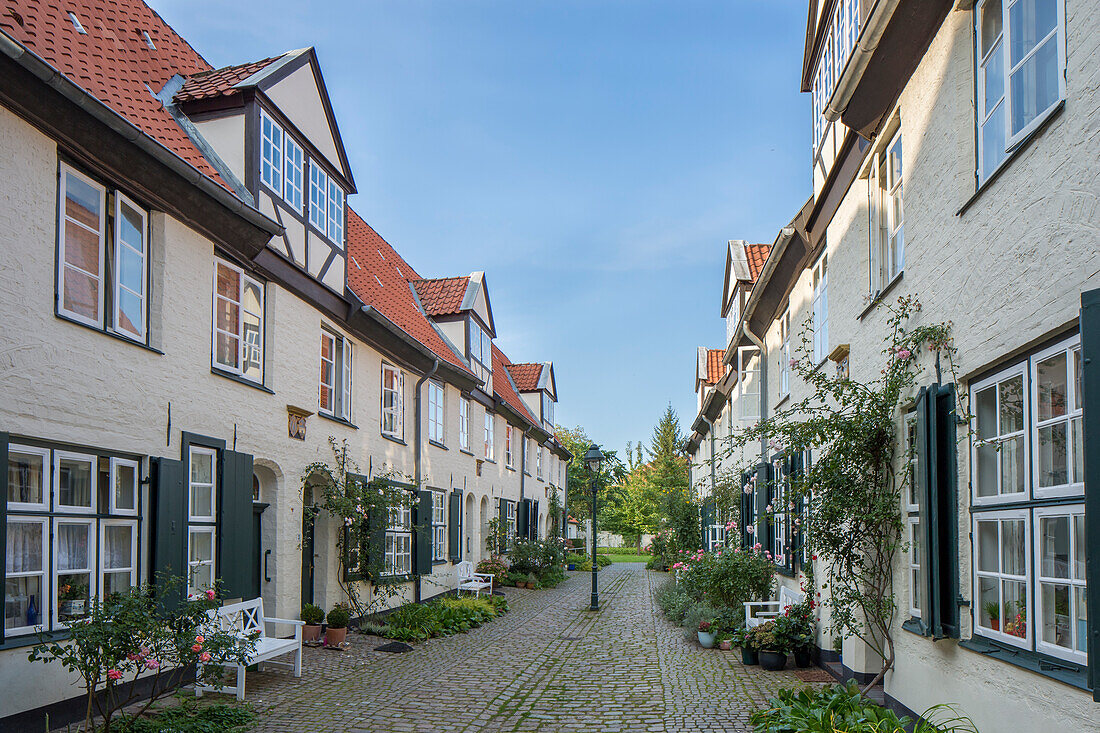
[
  {"left": 99, "top": 519, "right": 138, "bottom": 599},
  {"left": 1033, "top": 504, "right": 1087, "bottom": 664},
  {"left": 505, "top": 500, "right": 516, "bottom": 548},
  {"left": 468, "top": 318, "right": 493, "bottom": 383},
  {"left": 385, "top": 505, "right": 413, "bottom": 576},
  {"left": 309, "top": 162, "right": 329, "bottom": 232},
  {"left": 505, "top": 425, "right": 514, "bottom": 468},
  {"left": 109, "top": 457, "right": 139, "bottom": 516},
  {"left": 771, "top": 457, "right": 788, "bottom": 568},
  {"left": 524, "top": 438, "right": 531, "bottom": 475},
  {"left": 381, "top": 363, "right": 404, "bottom": 438},
  {"left": 778, "top": 310, "right": 791, "bottom": 398},
  {"left": 537, "top": 445, "right": 543, "bottom": 480},
  {"left": 53, "top": 517, "right": 95, "bottom": 629},
  {"left": 459, "top": 397, "right": 470, "bottom": 451},
  {"left": 970, "top": 362, "right": 1029, "bottom": 506},
  {"left": 907, "top": 516, "right": 922, "bottom": 619},
  {"left": 112, "top": 192, "right": 148, "bottom": 340},
  {"left": 328, "top": 178, "right": 345, "bottom": 248},
  {"left": 260, "top": 109, "right": 284, "bottom": 196},
  {"left": 484, "top": 412, "right": 495, "bottom": 461},
  {"left": 1030, "top": 337, "right": 1082, "bottom": 499},
  {"left": 283, "top": 135, "right": 304, "bottom": 212},
  {"left": 54, "top": 450, "right": 97, "bottom": 514},
  {"left": 739, "top": 347, "right": 761, "bottom": 422},
  {"left": 187, "top": 526, "right": 216, "bottom": 597},
  {"left": 904, "top": 413, "right": 920, "bottom": 513},
  {"left": 4, "top": 517, "right": 48, "bottom": 636},
  {"left": 188, "top": 445, "right": 217, "bottom": 523},
  {"left": 212, "top": 259, "right": 265, "bottom": 383},
  {"left": 868, "top": 131, "right": 904, "bottom": 295},
  {"left": 973, "top": 508, "right": 1031, "bottom": 650},
  {"left": 812, "top": 254, "right": 829, "bottom": 365},
  {"left": 57, "top": 164, "right": 107, "bottom": 328},
  {"left": 707, "top": 524, "right": 726, "bottom": 552},
  {"left": 7, "top": 444, "right": 50, "bottom": 511},
  {"left": 428, "top": 381, "right": 445, "bottom": 445},
  {"left": 431, "top": 491, "right": 446, "bottom": 562}
]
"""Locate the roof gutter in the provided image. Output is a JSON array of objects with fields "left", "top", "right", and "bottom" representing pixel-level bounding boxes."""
[
  {"left": 823, "top": 0, "right": 902, "bottom": 123},
  {"left": 0, "top": 30, "right": 282, "bottom": 238},
  {"left": 357, "top": 305, "right": 478, "bottom": 390}
]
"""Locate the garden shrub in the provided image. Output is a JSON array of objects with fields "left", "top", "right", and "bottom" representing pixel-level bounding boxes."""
[
  {"left": 125, "top": 699, "right": 256, "bottom": 733},
  {"left": 681, "top": 600, "right": 720, "bottom": 642},
  {"left": 675, "top": 548, "right": 774, "bottom": 610},
  {"left": 595, "top": 555, "right": 612, "bottom": 568},
  {"left": 382, "top": 595, "right": 509, "bottom": 642},
  {"left": 476, "top": 556, "right": 509, "bottom": 578},
  {"left": 656, "top": 580, "right": 693, "bottom": 625}
]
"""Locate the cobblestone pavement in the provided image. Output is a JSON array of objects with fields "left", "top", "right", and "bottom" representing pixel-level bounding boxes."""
[{"left": 243, "top": 564, "right": 811, "bottom": 732}]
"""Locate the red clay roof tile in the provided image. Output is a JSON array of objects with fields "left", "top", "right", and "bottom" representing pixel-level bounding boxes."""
[
  {"left": 705, "top": 349, "right": 726, "bottom": 385},
  {"left": 493, "top": 347, "right": 540, "bottom": 426},
  {"left": 410, "top": 277, "right": 470, "bottom": 317},
  {"left": 175, "top": 56, "right": 282, "bottom": 103},
  {"left": 506, "top": 363, "right": 543, "bottom": 392},
  {"left": 745, "top": 244, "right": 771, "bottom": 282}
]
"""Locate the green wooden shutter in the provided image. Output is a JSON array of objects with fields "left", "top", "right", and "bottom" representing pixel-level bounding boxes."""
[
  {"left": 151, "top": 456, "right": 187, "bottom": 609},
  {"left": 701, "top": 498, "right": 715, "bottom": 549},
  {"left": 0, "top": 432, "right": 8, "bottom": 644},
  {"left": 741, "top": 469, "right": 754, "bottom": 549},
  {"left": 518, "top": 498, "right": 530, "bottom": 540},
  {"left": 218, "top": 450, "right": 254, "bottom": 600},
  {"left": 415, "top": 489, "right": 433, "bottom": 575},
  {"left": 448, "top": 490, "right": 462, "bottom": 562},
  {"left": 1078, "top": 288, "right": 1100, "bottom": 700},
  {"left": 933, "top": 384, "right": 959, "bottom": 639},
  {"left": 914, "top": 386, "right": 934, "bottom": 634},
  {"left": 532, "top": 500, "right": 540, "bottom": 539}
]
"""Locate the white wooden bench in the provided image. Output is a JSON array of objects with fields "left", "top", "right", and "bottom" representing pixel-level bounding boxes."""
[
  {"left": 195, "top": 598, "right": 303, "bottom": 701},
  {"left": 744, "top": 585, "right": 805, "bottom": 629},
  {"left": 456, "top": 560, "right": 493, "bottom": 597}
]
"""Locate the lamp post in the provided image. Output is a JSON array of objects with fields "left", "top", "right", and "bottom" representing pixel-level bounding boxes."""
[{"left": 584, "top": 444, "right": 605, "bottom": 611}]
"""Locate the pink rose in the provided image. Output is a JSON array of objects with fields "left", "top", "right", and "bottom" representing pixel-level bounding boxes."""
[
  {"left": 746, "top": 525, "right": 754, "bottom": 535},
  {"left": 107, "top": 669, "right": 122, "bottom": 680},
  {"left": 191, "top": 644, "right": 203, "bottom": 653},
  {"left": 200, "top": 652, "right": 212, "bottom": 662},
  {"left": 205, "top": 589, "right": 216, "bottom": 600},
  {"left": 195, "top": 635, "right": 205, "bottom": 644},
  {"left": 897, "top": 349, "right": 911, "bottom": 360},
  {"left": 145, "top": 659, "right": 160, "bottom": 670},
  {"left": 127, "top": 653, "right": 140, "bottom": 661},
  {"left": 789, "top": 358, "right": 798, "bottom": 368}
]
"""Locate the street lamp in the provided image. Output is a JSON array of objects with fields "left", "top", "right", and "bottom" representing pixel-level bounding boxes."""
[{"left": 584, "top": 444, "right": 605, "bottom": 611}]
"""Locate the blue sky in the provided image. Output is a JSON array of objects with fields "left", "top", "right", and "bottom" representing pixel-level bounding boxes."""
[{"left": 150, "top": 0, "right": 811, "bottom": 456}]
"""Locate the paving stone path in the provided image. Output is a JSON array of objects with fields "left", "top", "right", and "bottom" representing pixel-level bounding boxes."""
[{"left": 244, "top": 564, "right": 811, "bottom": 732}]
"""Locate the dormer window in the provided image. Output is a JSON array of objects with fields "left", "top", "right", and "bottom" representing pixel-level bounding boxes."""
[
  {"left": 260, "top": 109, "right": 305, "bottom": 214},
  {"left": 468, "top": 318, "right": 492, "bottom": 383},
  {"left": 309, "top": 162, "right": 345, "bottom": 248},
  {"left": 810, "top": 0, "right": 861, "bottom": 150},
  {"left": 542, "top": 392, "right": 555, "bottom": 428}
]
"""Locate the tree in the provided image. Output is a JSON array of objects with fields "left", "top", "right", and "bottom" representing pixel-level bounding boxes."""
[
  {"left": 644, "top": 404, "right": 690, "bottom": 499},
  {"left": 554, "top": 425, "right": 626, "bottom": 520},
  {"left": 605, "top": 467, "right": 661, "bottom": 547}
]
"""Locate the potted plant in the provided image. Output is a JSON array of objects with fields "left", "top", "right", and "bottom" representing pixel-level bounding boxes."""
[
  {"left": 737, "top": 626, "right": 759, "bottom": 666},
  {"left": 783, "top": 600, "right": 816, "bottom": 667},
  {"left": 301, "top": 603, "right": 325, "bottom": 643},
  {"left": 325, "top": 604, "right": 350, "bottom": 648},
  {"left": 718, "top": 634, "right": 733, "bottom": 651},
  {"left": 754, "top": 620, "right": 789, "bottom": 671},
  {"left": 526, "top": 572, "right": 539, "bottom": 589},
  {"left": 58, "top": 581, "right": 88, "bottom": 619},
  {"left": 984, "top": 601, "right": 1001, "bottom": 632},
  {"left": 697, "top": 620, "right": 717, "bottom": 649}
]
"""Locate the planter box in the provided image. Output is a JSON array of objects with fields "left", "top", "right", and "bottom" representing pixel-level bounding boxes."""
[{"left": 759, "top": 650, "right": 787, "bottom": 671}]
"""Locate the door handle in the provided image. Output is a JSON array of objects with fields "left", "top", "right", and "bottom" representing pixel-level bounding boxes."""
[{"left": 264, "top": 549, "right": 271, "bottom": 582}]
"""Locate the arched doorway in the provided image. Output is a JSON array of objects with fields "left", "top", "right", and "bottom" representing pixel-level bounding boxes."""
[
  {"left": 252, "top": 462, "right": 280, "bottom": 611},
  {"left": 479, "top": 495, "right": 489, "bottom": 562}
]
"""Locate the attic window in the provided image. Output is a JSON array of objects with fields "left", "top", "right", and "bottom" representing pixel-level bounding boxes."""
[
  {"left": 68, "top": 11, "right": 87, "bottom": 34},
  {"left": 373, "top": 275, "right": 383, "bottom": 288},
  {"left": 350, "top": 255, "right": 361, "bottom": 270},
  {"left": 141, "top": 30, "right": 156, "bottom": 49}
]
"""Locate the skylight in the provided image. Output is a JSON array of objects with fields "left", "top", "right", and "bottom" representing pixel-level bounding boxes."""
[
  {"left": 142, "top": 30, "right": 156, "bottom": 49},
  {"left": 68, "top": 11, "right": 86, "bottom": 34}
]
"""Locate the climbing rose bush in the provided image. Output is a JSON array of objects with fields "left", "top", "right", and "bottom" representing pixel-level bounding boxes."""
[{"left": 675, "top": 547, "right": 775, "bottom": 610}]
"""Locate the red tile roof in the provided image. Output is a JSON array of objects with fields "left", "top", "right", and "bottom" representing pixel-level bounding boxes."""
[
  {"left": 175, "top": 56, "right": 282, "bottom": 103},
  {"left": 506, "top": 363, "right": 543, "bottom": 392},
  {"left": 410, "top": 277, "right": 470, "bottom": 317},
  {"left": 745, "top": 244, "right": 771, "bottom": 282},
  {"left": 1, "top": 0, "right": 230, "bottom": 187},
  {"left": 345, "top": 209, "right": 472, "bottom": 376},
  {"left": 492, "top": 346, "right": 540, "bottom": 426},
  {"left": 705, "top": 349, "right": 726, "bottom": 385}
]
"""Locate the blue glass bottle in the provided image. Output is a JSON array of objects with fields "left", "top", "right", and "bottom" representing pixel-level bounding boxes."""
[{"left": 26, "top": 594, "right": 39, "bottom": 626}]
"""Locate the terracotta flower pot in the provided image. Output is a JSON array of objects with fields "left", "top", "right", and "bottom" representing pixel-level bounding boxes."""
[
  {"left": 303, "top": 624, "right": 322, "bottom": 643},
  {"left": 719, "top": 640, "right": 732, "bottom": 651},
  {"left": 759, "top": 650, "right": 788, "bottom": 671},
  {"left": 990, "top": 620, "right": 1000, "bottom": 632},
  {"left": 325, "top": 627, "right": 347, "bottom": 647}
]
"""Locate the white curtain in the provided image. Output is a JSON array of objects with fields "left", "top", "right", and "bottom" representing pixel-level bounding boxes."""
[
  {"left": 104, "top": 525, "right": 132, "bottom": 570},
  {"left": 6, "top": 522, "right": 42, "bottom": 573},
  {"left": 57, "top": 523, "right": 89, "bottom": 572}
]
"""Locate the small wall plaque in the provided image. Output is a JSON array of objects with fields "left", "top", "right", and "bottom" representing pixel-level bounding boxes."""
[
  {"left": 287, "top": 405, "right": 313, "bottom": 441},
  {"left": 829, "top": 344, "right": 851, "bottom": 381}
]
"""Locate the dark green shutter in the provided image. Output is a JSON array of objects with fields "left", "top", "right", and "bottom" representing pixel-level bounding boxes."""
[
  {"left": 1079, "top": 289, "right": 1100, "bottom": 699},
  {"left": 151, "top": 456, "right": 187, "bottom": 608},
  {"left": 0, "top": 432, "right": 7, "bottom": 644},
  {"left": 518, "top": 498, "right": 530, "bottom": 540},
  {"left": 366, "top": 500, "right": 387, "bottom": 581},
  {"left": 415, "top": 489, "right": 433, "bottom": 574},
  {"left": 498, "top": 498, "right": 507, "bottom": 552},
  {"left": 701, "top": 498, "right": 715, "bottom": 549},
  {"left": 448, "top": 490, "right": 462, "bottom": 562},
  {"left": 218, "top": 450, "right": 254, "bottom": 600},
  {"left": 740, "top": 469, "right": 753, "bottom": 549},
  {"left": 914, "top": 386, "right": 934, "bottom": 632},
  {"left": 792, "top": 452, "right": 805, "bottom": 565},
  {"left": 531, "top": 500, "right": 540, "bottom": 539}
]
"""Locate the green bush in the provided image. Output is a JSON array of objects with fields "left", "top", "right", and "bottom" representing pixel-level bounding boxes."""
[
  {"left": 565, "top": 553, "right": 587, "bottom": 566},
  {"left": 382, "top": 595, "right": 509, "bottom": 643},
  {"left": 476, "top": 556, "right": 509, "bottom": 578},
  {"left": 655, "top": 579, "right": 693, "bottom": 625},
  {"left": 326, "top": 605, "right": 350, "bottom": 629},
  {"left": 125, "top": 699, "right": 256, "bottom": 733},
  {"left": 682, "top": 600, "right": 720, "bottom": 642},
  {"left": 749, "top": 681, "right": 980, "bottom": 733},
  {"left": 676, "top": 548, "right": 774, "bottom": 610},
  {"left": 300, "top": 603, "right": 325, "bottom": 625},
  {"left": 595, "top": 555, "right": 612, "bottom": 568},
  {"left": 597, "top": 547, "right": 649, "bottom": 555}
]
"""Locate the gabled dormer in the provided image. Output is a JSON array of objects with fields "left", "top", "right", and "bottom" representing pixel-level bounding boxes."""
[
  {"left": 507, "top": 362, "right": 557, "bottom": 431},
  {"left": 721, "top": 240, "right": 770, "bottom": 348},
  {"left": 410, "top": 272, "right": 496, "bottom": 394},
  {"left": 695, "top": 347, "right": 725, "bottom": 412},
  {"left": 172, "top": 47, "right": 355, "bottom": 294}
]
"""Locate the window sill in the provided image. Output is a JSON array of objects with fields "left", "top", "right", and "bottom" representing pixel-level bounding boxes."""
[
  {"left": 857, "top": 271, "right": 905, "bottom": 321},
  {"left": 381, "top": 433, "right": 406, "bottom": 445},
  {"left": 432, "top": 559, "right": 448, "bottom": 566},
  {"left": 459, "top": 448, "right": 474, "bottom": 456},
  {"left": 429, "top": 440, "right": 447, "bottom": 450},
  {"left": 775, "top": 565, "right": 796, "bottom": 579},
  {"left": 506, "top": 465, "right": 516, "bottom": 472},
  {"left": 0, "top": 628, "right": 69, "bottom": 650},
  {"left": 318, "top": 412, "right": 358, "bottom": 430},
  {"left": 374, "top": 573, "right": 414, "bottom": 585},
  {"left": 957, "top": 101, "right": 1065, "bottom": 217},
  {"left": 959, "top": 635, "right": 1088, "bottom": 691},
  {"left": 211, "top": 367, "right": 274, "bottom": 394},
  {"left": 56, "top": 313, "right": 164, "bottom": 355},
  {"left": 901, "top": 617, "right": 928, "bottom": 637}
]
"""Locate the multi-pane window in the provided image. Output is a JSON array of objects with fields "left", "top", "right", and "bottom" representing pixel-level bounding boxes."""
[
  {"left": 385, "top": 505, "right": 412, "bottom": 576},
  {"left": 810, "top": 0, "right": 861, "bottom": 150},
  {"left": 542, "top": 392, "right": 555, "bottom": 427},
  {"left": 868, "top": 131, "right": 904, "bottom": 294},
  {"left": 908, "top": 516, "right": 922, "bottom": 619},
  {"left": 970, "top": 335, "right": 1085, "bottom": 664},
  {"left": 812, "top": 254, "right": 829, "bottom": 364},
  {"left": 284, "top": 136, "right": 304, "bottom": 212},
  {"left": 459, "top": 398, "right": 470, "bottom": 451},
  {"left": 187, "top": 446, "right": 216, "bottom": 596},
  {"left": 468, "top": 319, "right": 493, "bottom": 383},
  {"left": 739, "top": 348, "right": 761, "bottom": 421},
  {"left": 484, "top": 412, "right": 495, "bottom": 461},
  {"left": 57, "top": 164, "right": 149, "bottom": 341},
  {"left": 505, "top": 501, "right": 517, "bottom": 549},
  {"left": 260, "top": 110, "right": 283, "bottom": 196},
  {"left": 770, "top": 457, "right": 789, "bottom": 569},
  {"left": 524, "top": 438, "right": 531, "bottom": 474},
  {"left": 778, "top": 310, "right": 791, "bottom": 397},
  {"left": 707, "top": 525, "right": 727, "bottom": 552},
  {"left": 428, "top": 381, "right": 445, "bottom": 445},
  {"left": 537, "top": 445, "right": 544, "bottom": 480},
  {"left": 309, "top": 162, "right": 345, "bottom": 246},
  {"left": 320, "top": 331, "right": 353, "bottom": 421},
  {"left": 432, "top": 491, "right": 446, "bottom": 562},
  {"left": 5, "top": 442, "right": 143, "bottom": 636},
  {"left": 505, "top": 426, "right": 514, "bottom": 468},
  {"left": 213, "top": 260, "right": 264, "bottom": 383},
  {"left": 381, "top": 363, "right": 404, "bottom": 438},
  {"left": 975, "top": 0, "right": 1066, "bottom": 182}
]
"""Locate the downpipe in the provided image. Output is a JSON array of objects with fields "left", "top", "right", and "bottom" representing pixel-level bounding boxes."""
[{"left": 413, "top": 359, "right": 440, "bottom": 603}]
